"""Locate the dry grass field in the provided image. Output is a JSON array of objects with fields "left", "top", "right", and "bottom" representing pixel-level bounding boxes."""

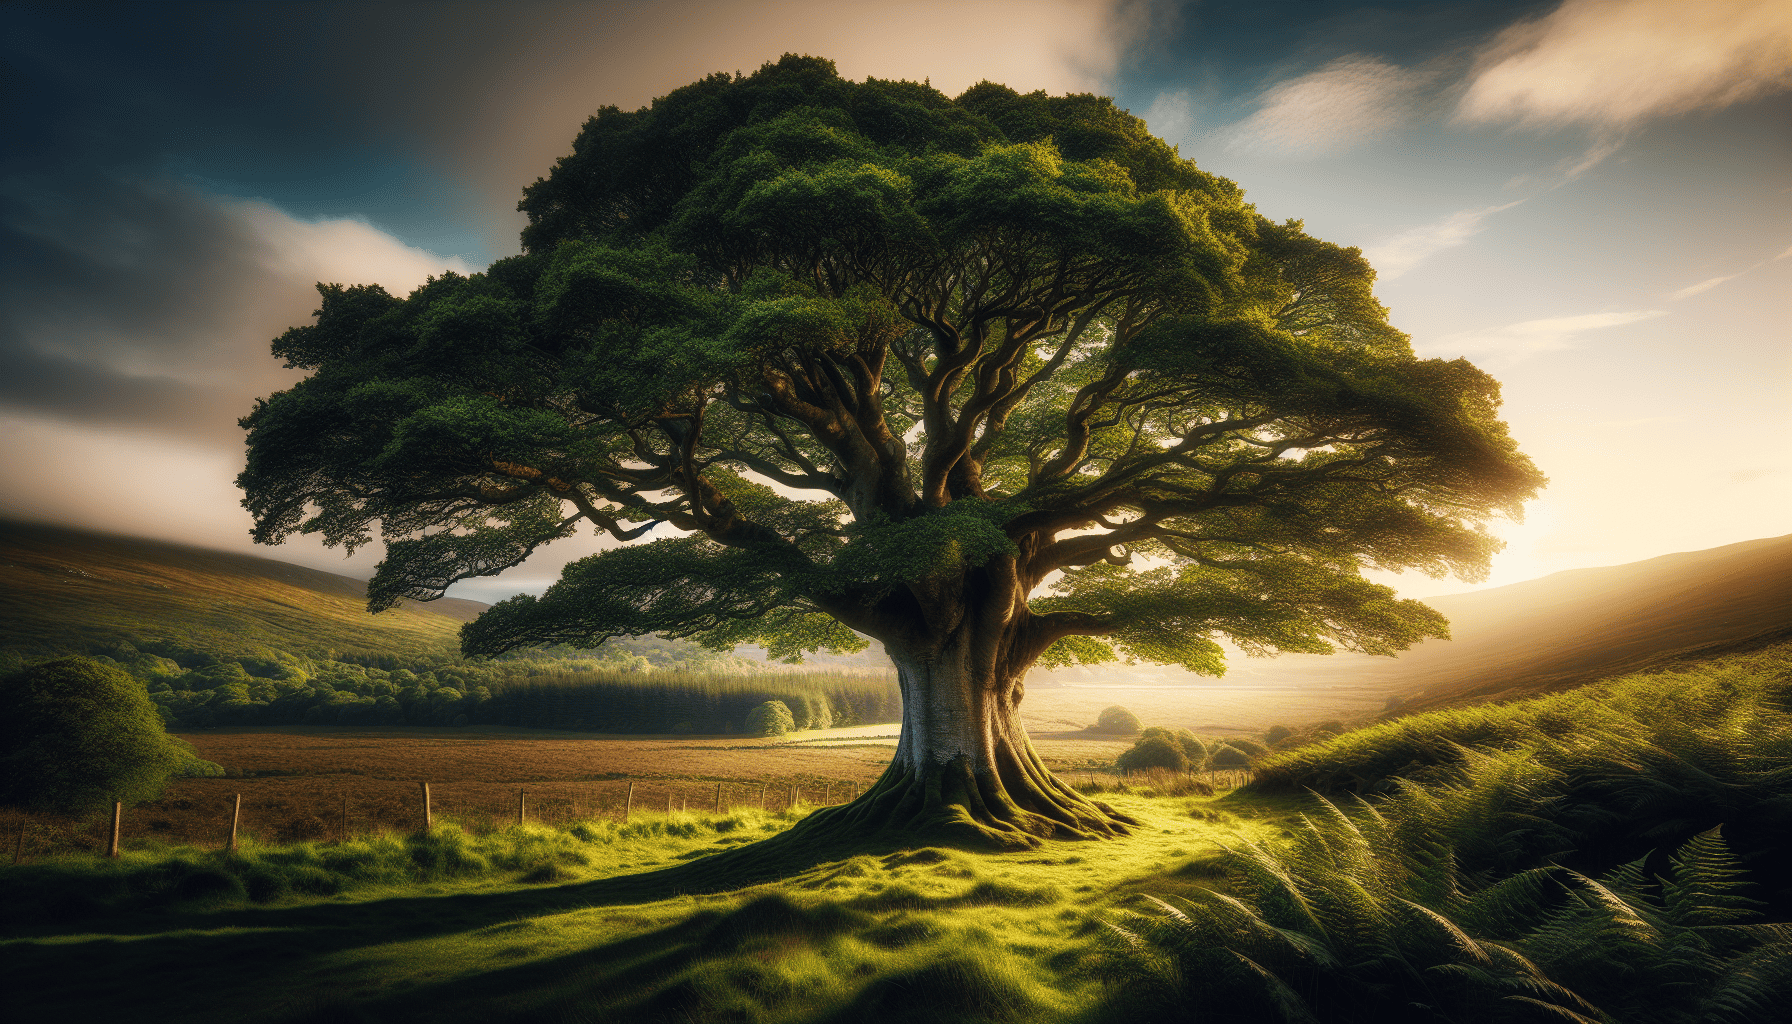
[
  {"left": 1018, "top": 681, "right": 1396, "bottom": 734},
  {"left": 2, "top": 678, "right": 1362, "bottom": 861}
]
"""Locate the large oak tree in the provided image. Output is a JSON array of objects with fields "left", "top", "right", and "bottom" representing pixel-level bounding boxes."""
[{"left": 240, "top": 56, "right": 1543, "bottom": 852}]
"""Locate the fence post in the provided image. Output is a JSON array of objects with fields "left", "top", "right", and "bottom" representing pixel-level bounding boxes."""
[
  {"left": 624, "top": 781, "right": 634, "bottom": 823},
  {"left": 760, "top": 786, "right": 767, "bottom": 811},
  {"left": 420, "top": 781, "right": 432, "bottom": 834},
  {"left": 13, "top": 820, "right": 24, "bottom": 865},
  {"left": 666, "top": 791, "right": 673, "bottom": 815},
  {"left": 108, "top": 800, "right": 121, "bottom": 858},
  {"left": 789, "top": 785, "right": 798, "bottom": 810},
  {"left": 823, "top": 784, "right": 830, "bottom": 805},
  {"left": 228, "top": 793, "right": 242, "bottom": 852},
  {"left": 518, "top": 788, "right": 526, "bottom": 826},
  {"left": 341, "top": 793, "right": 349, "bottom": 841},
  {"left": 715, "top": 783, "right": 723, "bottom": 814}
]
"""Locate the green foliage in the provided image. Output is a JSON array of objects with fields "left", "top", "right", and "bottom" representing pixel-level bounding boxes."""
[
  {"left": 746, "top": 700, "right": 796, "bottom": 736},
  {"left": 1264, "top": 724, "right": 1293, "bottom": 746},
  {"left": 1209, "top": 744, "right": 1253, "bottom": 770},
  {"left": 1116, "top": 736, "right": 1188, "bottom": 773},
  {"left": 237, "top": 54, "right": 1542, "bottom": 684},
  {"left": 1117, "top": 727, "right": 1208, "bottom": 773},
  {"left": 0, "top": 658, "right": 222, "bottom": 813},
  {"left": 1103, "top": 801, "right": 1790, "bottom": 1024},
  {"left": 1093, "top": 706, "right": 1141, "bottom": 734}
]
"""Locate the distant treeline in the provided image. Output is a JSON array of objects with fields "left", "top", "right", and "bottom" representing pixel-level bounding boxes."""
[{"left": 60, "top": 641, "right": 899, "bottom": 734}]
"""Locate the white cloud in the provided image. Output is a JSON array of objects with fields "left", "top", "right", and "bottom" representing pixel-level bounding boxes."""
[
  {"left": 1669, "top": 275, "right": 1740, "bottom": 300},
  {"left": 1666, "top": 241, "right": 1792, "bottom": 299},
  {"left": 1435, "top": 309, "right": 1669, "bottom": 358},
  {"left": 1363, "top": 201, "right": 1523, "bottom": 279},
  {"left": 1459, "top": 0, "right": 1792, "bottom": 128},
  {"left": 0, "top": 171, "right": 474, "bottom": 446},
  {"left": 235, "top": 200, "right": 474, "bottom": 300},
  {"left": 1143, "top": 89, "right": 1197, "bottom": 146},
  {"left": 1226, "top": 55, "right": 1426, "bottom": 157}
]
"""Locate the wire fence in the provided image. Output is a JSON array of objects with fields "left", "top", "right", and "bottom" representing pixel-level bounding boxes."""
[{"left": 1, "top": 776, "right": 873, "bottom": 863}]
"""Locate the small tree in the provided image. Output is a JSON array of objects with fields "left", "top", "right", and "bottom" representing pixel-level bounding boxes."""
[
  {"left": 1265, "top": 724, "right": 1294, "bottom": 747},
  {"left": 1094, "top": 706, "right": 1143, "bottom": 735},
  {"left": 0, "top": 657, "right": 222, "bottom": 814},
  {"left": 746, "top": 700, "right": 797, "bottom": 737}
]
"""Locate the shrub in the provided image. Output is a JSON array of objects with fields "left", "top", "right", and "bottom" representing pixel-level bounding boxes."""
[
  {"left": 1220, "top": 736, "right": 1267, "bottom": 758},
  {"left": 1264, "top": 724, "right": 1293, "bottom": 746},
  {"left": 1209, "top": 744, "right": 1252, "bottom": 769},
  {"left": 1117, "top": 735, "right": 1188, "bottom": 772},
  {"left": 745, "top": 700, "right": 796, "bottom": 737},
  {"left": 0, "top": 657, "right": 222, "bottom": 813},
  {"left": 1092, "top": 706, "right": 1142, "bottom": 734}
]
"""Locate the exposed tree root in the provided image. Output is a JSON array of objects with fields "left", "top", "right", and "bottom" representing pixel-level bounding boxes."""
[{"left": 568, "top": 759, "right": 1141, "bottom": 902}]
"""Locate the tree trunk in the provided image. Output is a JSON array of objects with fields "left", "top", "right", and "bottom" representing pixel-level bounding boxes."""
[{"left": 789, "top": 625, "right": 1139, "bottom": 851}]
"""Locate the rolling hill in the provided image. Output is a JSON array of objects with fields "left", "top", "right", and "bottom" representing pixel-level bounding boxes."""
[
  {"left": 1177, "top": 533, "right": 1792, "bottom": 713},
  {"left": 0, "top": 518, "right": 487, "bottom": 665}
]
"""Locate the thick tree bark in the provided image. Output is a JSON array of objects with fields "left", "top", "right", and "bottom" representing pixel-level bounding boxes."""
[{"left": 782, "top": 620, "right": 1140, "bottom": 852}]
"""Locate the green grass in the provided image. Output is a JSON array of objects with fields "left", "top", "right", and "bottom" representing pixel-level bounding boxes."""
[{"left": 0, "top": 789, "right": 1290, "bottom": 1023}]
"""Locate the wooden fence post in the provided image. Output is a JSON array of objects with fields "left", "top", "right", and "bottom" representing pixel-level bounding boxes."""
[
  {"left": 341, "top": 793, "right": 349, "bottom": 841},
  {"left": 823, "top": 784, "right": 830, "bottom": 805},
  {"left": 760, "top": 785, "right": 767, "bottom": 810},
  {"left": 108, "top": 800, "right": 121, "bottom": 858},
  {"left": 14, "top": 820, "right": 25, "bottom": 865},
  {"left": 518, "top": 788, "right": 526, "bottom": 826},
  {"left": 420, "top": 781, "right": 432, "bottom": 834},
  {"left": 666, "top": 791, "right": 673, "bottom": 815},
  {"left": 715, "top": 783, "right": 723, "bottom": 814},
  {"left": 228, "top": 793, "right": 242, "bottom": 852},
  {"left": 789, "top": 786, "right": 798, "bottom": 810},
  {"left": 624, "top": 781, "right": 634, "bottom": 823}
]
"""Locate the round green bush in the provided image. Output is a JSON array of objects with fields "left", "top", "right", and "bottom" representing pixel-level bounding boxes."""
[
  {"left": 1116, "top": 735, "right": 1189, "bottom": 772},
  {"left": 0, "top": 657, "right": 221, "bottom": 813},
  {"left": 1222, "top": 736, "right": 1269, "bottom": 758},
  {"left": 1175, "top": 729, "right": 1208, "bottom": 765},
  {"left": 1093, "top": 706, "right": 1142, "bottom": 734},
  {"left": 1211, "top": 744, "right": 1253, "bottom": 769},
  {"left": 1265, "top": 724, "right": 1294, "bottom": 746},
  {"left": 745, "top": 700, "right": 796, "bottom": 737}
]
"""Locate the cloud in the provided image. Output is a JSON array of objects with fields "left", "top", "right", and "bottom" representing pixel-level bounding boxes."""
[
  {"left": 1143, "top": 89, "right": 1199, "bottom": 147},
  {"left": 1226, "top": 55, "right": 1427, "bottom": 157},
  {"left": 1363, "top": 201, "right": 1524, "bottom": 279},
  {"left": 0, "top": 170, "right": 472, "bottom": 441},
  {"left": 1665, "top": 241, "right": 1792, "bottom": 299},
  {"left": 1459, "top": 0, "right": 1792, "bottom": 128},
  {"left": 1669, "top": 276, "right": 1741, "bottom": 300},
  {"left": 1435, "top": 309, "right": 1669, "bottom": 358}
]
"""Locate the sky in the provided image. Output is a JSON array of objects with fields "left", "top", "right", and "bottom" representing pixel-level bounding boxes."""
[{"left": 2, "top": 0, "right": 1788, "bottom": 609}]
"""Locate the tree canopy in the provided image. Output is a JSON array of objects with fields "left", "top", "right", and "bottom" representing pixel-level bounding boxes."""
[
  {"left": 239, "top": 56, "right": 1542, "bottom": 852},
  {"left": 241, "top": 55, "right": 1541, "bottom": 677}
]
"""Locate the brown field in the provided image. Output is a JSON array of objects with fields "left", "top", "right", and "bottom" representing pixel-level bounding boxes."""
[{"left": 3, "top": 684, "right": 1341, "bottom": 860}]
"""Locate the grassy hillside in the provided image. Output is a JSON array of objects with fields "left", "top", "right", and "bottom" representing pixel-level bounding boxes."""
[
  {"left": 0, "top": 518, "right": 483, "bottom": 665},
  {"left": 1388, "top": 532, "right": 1792, "bottom": 710},
  {"left": 1126, "top": 533, "right": 1792, "bottom": 716}
]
